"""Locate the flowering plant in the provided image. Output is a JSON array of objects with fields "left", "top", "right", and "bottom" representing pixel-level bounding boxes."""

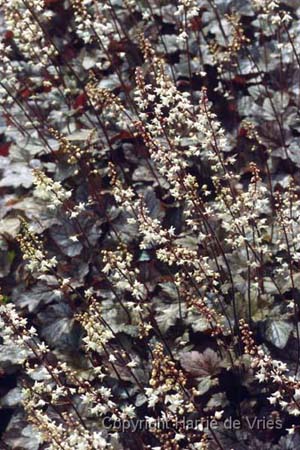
[{"left": 1, "top": 0, "right": 300, "bottom": 449}]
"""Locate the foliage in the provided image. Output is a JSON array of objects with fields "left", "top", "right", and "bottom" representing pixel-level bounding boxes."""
[{"left": 1, "top": 0, "right": 300, "bottom": 449}]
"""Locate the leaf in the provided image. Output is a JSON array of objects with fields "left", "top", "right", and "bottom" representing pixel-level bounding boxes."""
[
  {"left": 51, "top": 217, "right": 102, "bottom": 255},
  {"left": 73, "top": 92, "right": 87, "bottom": 111},
  {"left": 262, "top": 92, "right": 289, "bottom": 121},
  {"left": 0, "top": 162, "right": 33, "bottom": 188},
  {"left": 99, "top": 73, "right": 120, "bottom": 90},
  {"left": 154, "top": 302, "right": 185, "bottom": 334},
  {"left": 110, "top": 130, "right": 134, "bottom": 145},
  {"left": 143, "top": 187, "right": 165, "bottom": 221},
  {"left": 0, "top": 217, "right": 20, "bottom": 238},
  {"left": 50, "top": 222, "right": 83, "bottom": 257},
  {"left": 66, "top": 128, "right": 96, "bottom": 142},
  {"left": 273, "top": 138, "right": 300, "bottom": 168},
  {"left": 1, "top": 387, "right": 22, "bottom": 407},
  {"left": 265, "top": 320, "right": 293, "bottom": 349},
  {"left": 0, "top": 142, "right": 11, "bottom": 157},
  {"left": 38, "top": 303, "right": 79, "bottom": 350},
  {"left": 197, "top": 376, "right": 218, "bottom": 395},
  {"left": 3, "top": 413, "right": 41, "bottom": 450},
  {"left": 185, "top": 309, "right": 211, "bottom": 333},
  {"left": 15, "top": 282, "right": 63, "bottom": 313},
  {"left": 159, "top": 282, "right": 178, "bottom": 299},
  {"left": 204, "top": 392, "right": 228, "bottom": 411},
  {"left": 101, "top": 295, "right": 138, "bottom": 338},
  {"left": 180, "top": 349, "right": 221, "bottom": 377},
  {"left": 0, "top": 344, "right": 30, "bottom": 368},
  {"left": 109, "top": 210, "right": 138, "bottom": 244},
  {"left": 278, "top": 432, "right": 300, "bottom": 450},
  {"left": 82, "top": 55, "right": 96, "bottom": 70},
  {"left": 0, "top": 242, "right": 15, "bottom": 277}
]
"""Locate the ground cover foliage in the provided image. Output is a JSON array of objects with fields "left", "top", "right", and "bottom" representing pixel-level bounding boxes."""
[{"left": 1, "top": 0, "right": 300, "bottom": 448}]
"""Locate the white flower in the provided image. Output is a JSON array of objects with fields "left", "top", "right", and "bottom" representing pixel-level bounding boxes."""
[
  {"left": 70, "top": 210, "right": 80, "bottom": 218},
  {"left": 174, "top": 433, "right": 185, "bottom": 441},
  {"left": 214, "top": 410, "right": 224, "bottom": 420},
  {"left": 33, "top": 170, "right": 71, "bottom": 208},
  {"left": 127, "top": 360, "right": 138, "bottom": 368},
  {"left": 61, "top": 278, "right": 70, "bottom": 286},
  {"left": 145, "top": 387, "right": 160, "bottom": 408},
  {"left": 255, "top": 372, "right": 266, "bottom": 383},
  {"left": 121, "top": 404, "right": 136, "bottom": 419},
  {"left": 84, "top": 288, "right": 94, "bottom": 299}
]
